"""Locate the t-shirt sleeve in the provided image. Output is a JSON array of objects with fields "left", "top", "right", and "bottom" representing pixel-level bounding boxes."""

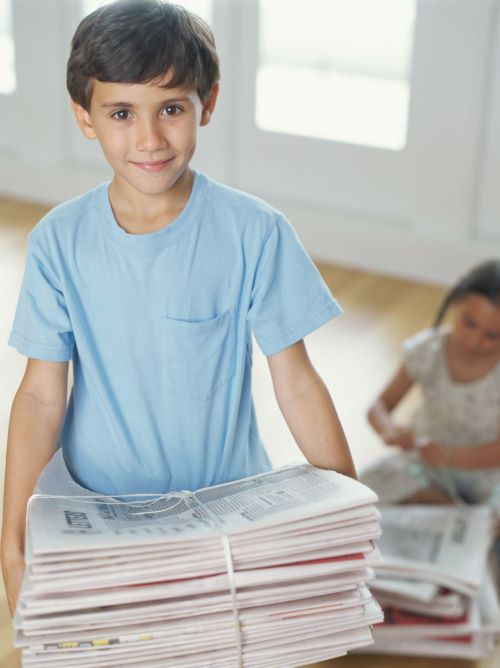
[
  {"left": 8, "top": 233, "right": 75, "bottom": 361},
  {"left": 247, "top": 215, "right": 342, "bottom": 356},
  {"left": 401, "top": 328, "right": 441, "bottom": 384}
]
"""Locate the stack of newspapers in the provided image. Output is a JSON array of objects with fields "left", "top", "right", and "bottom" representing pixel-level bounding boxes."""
[
  {"left": 366, "top": 504, "right": 500, "bottom": 659},
  {"left": 15, "top": 465, "right": 383, "bottom": 668}
]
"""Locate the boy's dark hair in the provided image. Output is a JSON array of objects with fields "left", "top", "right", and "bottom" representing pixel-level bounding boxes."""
[
  {"left": 67, "top": 0, "right": 220, "bottom": 111},
  {"left": 434, "top": 259, "right": 500, "bottom": 326}
]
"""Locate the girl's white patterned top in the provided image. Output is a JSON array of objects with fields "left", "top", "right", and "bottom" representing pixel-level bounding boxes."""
[{"left": 402, "top": 326, "right": 500, "bottom": 446}]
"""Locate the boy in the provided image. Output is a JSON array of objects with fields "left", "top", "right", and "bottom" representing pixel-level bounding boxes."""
[{"left": 1, "top": 0, "right": 355, "bottom": 615}]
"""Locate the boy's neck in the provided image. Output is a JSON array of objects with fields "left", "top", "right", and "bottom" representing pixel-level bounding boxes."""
[{"left": 108, "top": 167, "right": 194, "bottom": 235}]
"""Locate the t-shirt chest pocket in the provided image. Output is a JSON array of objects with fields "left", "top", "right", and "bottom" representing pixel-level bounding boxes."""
[{"left": 161, "top": 309, "right": 235, "bottom": 400}]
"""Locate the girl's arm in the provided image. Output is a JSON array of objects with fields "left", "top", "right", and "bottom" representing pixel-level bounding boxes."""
[
  {"left": 420, "top": 440, "right": 500, "bottom": 470},
  {"left": 367, "top": 365, "right": 416, "bottom": 450},
  {"left": 267, "top": 340, "right": 356, "bottom": 478},
  {"left": 1, "top": 358, "right": 68, "bottom": 616}
]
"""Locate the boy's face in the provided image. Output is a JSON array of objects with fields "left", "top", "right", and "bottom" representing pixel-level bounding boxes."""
[{"left": 72, "top": 73, "right": 218, "bottom": 201}]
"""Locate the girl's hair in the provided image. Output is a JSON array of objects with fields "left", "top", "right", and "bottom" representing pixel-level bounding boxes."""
[
  {"left": 67, "top": 0, "right": 220, "bottom": 111},
  {"left": 434, "top": 259, "right": 500, "bottom": 326}
]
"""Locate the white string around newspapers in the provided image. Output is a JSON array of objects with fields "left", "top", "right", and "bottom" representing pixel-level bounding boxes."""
[{"left": 26, "top": 491, "right": 244, "bottom": 668}]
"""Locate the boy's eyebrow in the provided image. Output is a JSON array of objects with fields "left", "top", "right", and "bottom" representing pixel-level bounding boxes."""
[
  {"left": 101, "top": 102, "right": 135, "bottom": 108},
  {"left": 101, "top": 96, "right": 192, "bottom": 109}
]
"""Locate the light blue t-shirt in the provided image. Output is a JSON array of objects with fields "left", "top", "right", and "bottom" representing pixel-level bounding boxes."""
[{"left": 9, "top": 172, "right": 341, "bottom": 496}]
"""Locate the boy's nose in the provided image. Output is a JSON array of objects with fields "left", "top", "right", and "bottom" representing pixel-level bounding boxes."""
[{"left": 136, "top": 120, "right": 167, "bottom": 152}]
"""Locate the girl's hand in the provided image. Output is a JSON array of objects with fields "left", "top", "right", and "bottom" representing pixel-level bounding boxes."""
[
  {"left": 381, "top": 425, "right": 416, "bottom": 450},
  {"left": 418, "top": 441, "right": 452, "bottom": 467}
]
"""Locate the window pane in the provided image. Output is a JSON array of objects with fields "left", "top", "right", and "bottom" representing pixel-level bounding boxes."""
[
  {"left": 83, "top": 0, "right": 212, "bottom": 24},
  {"left": 257, "top": 0, "right": 416, "bottom": 150},
  {"left": 0, "top": 0, "right": 15, "bottom": 94}
]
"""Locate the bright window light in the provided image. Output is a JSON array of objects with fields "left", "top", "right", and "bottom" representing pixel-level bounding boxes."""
[
  {"left": 257, "top": 0, "right": 416, "bottom": 150},
  {"left": 83, "top": 0, "right": 212, "bottom": 23},
  {"left": 0, "top": 0, "right": 15, "bottom": 94}
]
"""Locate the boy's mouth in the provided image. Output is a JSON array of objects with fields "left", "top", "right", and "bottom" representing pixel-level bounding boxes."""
[{"left": 131, "top": 158, "right": 173, "bottom": 172}]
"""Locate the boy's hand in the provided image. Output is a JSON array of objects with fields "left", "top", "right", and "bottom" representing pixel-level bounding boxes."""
[
  {"left": 2, "top": 555, "right": 25, "bottom": 617},
  {"left": 381, "top": 424, "right": 415, "bottom": 450}
]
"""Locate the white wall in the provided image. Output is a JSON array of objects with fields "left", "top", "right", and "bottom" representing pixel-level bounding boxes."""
[{"left": 0, "top": 0, "right": 499, "bottom": 285}]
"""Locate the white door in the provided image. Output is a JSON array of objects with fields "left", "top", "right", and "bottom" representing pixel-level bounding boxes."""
[
  {"left": 476, "top": 4, "right": 500, "bottom": 243},
  {"left": 232, "top": 0, "right": 496, "bottom": 281}
]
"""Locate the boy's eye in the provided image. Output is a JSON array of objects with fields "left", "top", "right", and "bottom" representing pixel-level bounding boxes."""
[
  {"left": 111, "top": 109, "right": 131, "bottom": 121},
  {"left": 162, "top": 104, "right": 182, "bottom": 116}
]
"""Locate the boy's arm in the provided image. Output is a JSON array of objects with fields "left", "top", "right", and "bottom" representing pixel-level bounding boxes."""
[
  {"left": 1, "top": 358, "right": 68, "bottom": 615},
  {"left": 267, "top": 340, "right": 356, "bottom": 478}
]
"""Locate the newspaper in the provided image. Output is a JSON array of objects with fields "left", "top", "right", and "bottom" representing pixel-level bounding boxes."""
[
  {"left": 16, "top": 464, "right": 383, "bottom": 668},
  {"left": 362, "top": 504, "right": 499, "bottom": 660},
  {"left": 368, "top": 573, "right": 500, "bottom": 661},
  {"left": 26, "top": 464, "right": 378, "bottom": 554},
  {"left": 374, "top": 504, "right": 493, "bottom": 595},
  {"left": 17, "top": 569, "right": 374, "bottom": 635},
  {"left": 366, "top": 632, "right": 495, "bottom": 661},
  {"left": 373, "top": 589, "right": 465, "bottom": 618},
  {"left": 371, "top": 576, "right": 438, "bottom": 602}
]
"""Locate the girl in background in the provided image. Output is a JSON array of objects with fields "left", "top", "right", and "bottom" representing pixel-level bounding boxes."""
[{"left": 363, "top": 260, "right": 500, "bottom": 507}]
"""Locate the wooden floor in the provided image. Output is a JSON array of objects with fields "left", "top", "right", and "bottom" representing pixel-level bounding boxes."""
[{"left": 0, "top": 196, "right": 498, "bottom": 667}]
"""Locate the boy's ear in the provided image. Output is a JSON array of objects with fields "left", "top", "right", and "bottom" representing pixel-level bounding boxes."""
[
  {"left": 200, "top": 83, "right": 219, "bottom": 127},
  {"left": 71, "top": 100, "right": 97, "bottom": 140}
]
